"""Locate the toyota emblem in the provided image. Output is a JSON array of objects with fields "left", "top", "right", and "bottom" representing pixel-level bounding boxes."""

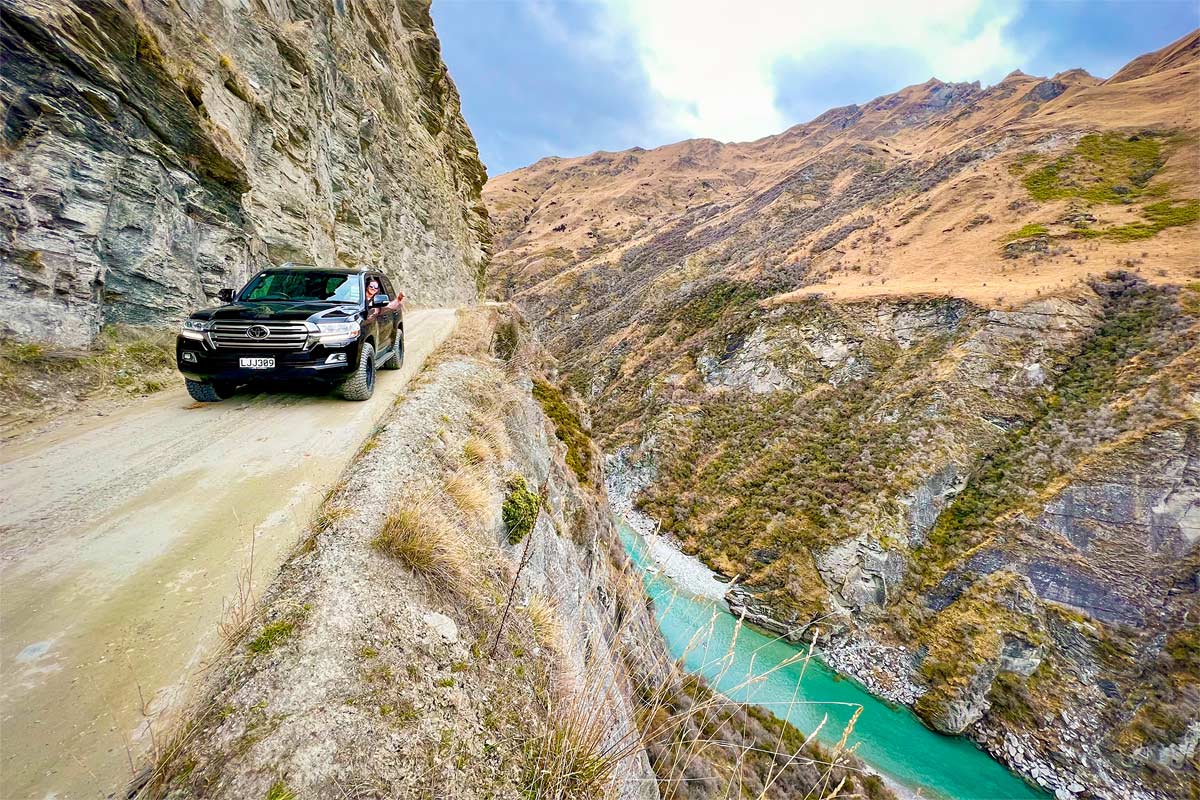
[{"left": 246, "top": 325, "right": 270, "bottom": 340}]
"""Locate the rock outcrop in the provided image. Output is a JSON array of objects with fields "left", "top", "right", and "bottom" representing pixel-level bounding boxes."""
[{"left": 0, "top": 0, "right": 490, "bottom": 346}]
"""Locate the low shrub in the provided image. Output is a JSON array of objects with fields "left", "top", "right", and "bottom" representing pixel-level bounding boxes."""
[{"left": 502, "top": 475, "right": 541, "bottom": 545}]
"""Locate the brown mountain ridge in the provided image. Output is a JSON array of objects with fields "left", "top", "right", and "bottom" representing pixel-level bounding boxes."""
[{"left": 487, "top": 29, "right": 1199, "bottom": 314}]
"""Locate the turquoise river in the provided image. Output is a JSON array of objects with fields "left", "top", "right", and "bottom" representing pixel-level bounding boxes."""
[{"left": 618, "top": 520, "right": 1049, "bottom": 800}]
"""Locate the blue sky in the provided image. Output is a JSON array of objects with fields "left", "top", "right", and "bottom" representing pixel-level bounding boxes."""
[{"left": 431, "top": 0, "right": 1200, "bottom": 176}]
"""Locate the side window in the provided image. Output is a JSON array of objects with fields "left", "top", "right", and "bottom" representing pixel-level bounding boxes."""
[
  {"left": 379, "top": 276, "right": 395, "bottom": 300},
  {"left": 364, "top": 274, "right": 384, "bottom": 309}
]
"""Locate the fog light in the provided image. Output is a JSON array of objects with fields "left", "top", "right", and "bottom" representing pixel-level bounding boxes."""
[
  {"left": 325, "top": 353, "right": 348, "bottom": 364},
  {"left": 181, "top": 351, "right": 198, "bottom": 363}
]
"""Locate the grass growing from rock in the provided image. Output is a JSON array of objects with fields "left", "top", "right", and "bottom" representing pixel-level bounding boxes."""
[
  {"left": 248, "top": 620, "right": 296, "bottom": 655},
  {"left": 264, "top": 780, "right": 295, "bottom": 800},
  {"left": 445, "top": 468, "right": 491, "bottom": 523},
  {"left": 373, "top": 497, "right": 478, "bottom": 598}
]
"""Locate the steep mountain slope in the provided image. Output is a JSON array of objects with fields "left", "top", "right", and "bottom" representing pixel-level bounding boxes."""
[
  {"left": 487, "top": 31, "right": 1200, "bottom": 800},
  {"left": 0, "top": 0, "right": 490, "bottom": 347}
]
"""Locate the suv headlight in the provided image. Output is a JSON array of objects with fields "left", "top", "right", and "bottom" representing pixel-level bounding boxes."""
[
  {"left": 315, "top": 321, "right": 360, "bottom": 344},
  {"left": 180, "top": 318, "right": 210, "bottom": 340}
]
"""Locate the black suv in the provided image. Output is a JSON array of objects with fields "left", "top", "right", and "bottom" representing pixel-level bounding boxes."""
[{"left": 176, "top": 265, "right": 404, "bottom": 402}]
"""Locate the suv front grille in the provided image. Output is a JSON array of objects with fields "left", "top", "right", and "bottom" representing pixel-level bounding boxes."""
[{"left": 210, "top": 321, "right": 310, "bottom": 350}]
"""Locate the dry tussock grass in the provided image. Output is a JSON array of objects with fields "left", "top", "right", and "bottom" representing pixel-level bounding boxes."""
[
  {"left": 373, "top": 494, "right": 481, "bottom": 599},
  {"left": 471, "top": 407, "right": 513, "bottom": 460},
  {"left": 526, "top": 593, "right": 562, "bottom": 651},
  {"left": 462, "top": 435, "right": 493, "bottom": 465},
  {"left": 445, "top": 467, "right": 492, "bottom": 524}
]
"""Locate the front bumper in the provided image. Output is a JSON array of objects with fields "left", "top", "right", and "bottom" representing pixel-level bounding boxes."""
[{"left": 176, "top": 336, "right": 361, "bottom": 383}]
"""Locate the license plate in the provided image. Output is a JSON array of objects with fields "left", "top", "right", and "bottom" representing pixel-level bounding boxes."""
[{"left": 239, "top": 357, "right": 275, "bottom": 369}]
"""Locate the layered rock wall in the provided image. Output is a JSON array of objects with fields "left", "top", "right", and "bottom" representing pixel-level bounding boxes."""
[{"left": 0, "top": 0, "right": 489, "bottom": 346}]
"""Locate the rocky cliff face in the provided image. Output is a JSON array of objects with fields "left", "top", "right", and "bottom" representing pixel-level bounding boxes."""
[
  {"left": 0, "top": 0, "right": 490, "bottom": 346},
  {"left": 486, "top": 31, "right": 1200, "bottom": 800}
]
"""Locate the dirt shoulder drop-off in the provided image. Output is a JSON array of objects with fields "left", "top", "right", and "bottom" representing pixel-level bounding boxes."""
[{"left": 0, "top": 307, "right": 458, "bottom": 798}]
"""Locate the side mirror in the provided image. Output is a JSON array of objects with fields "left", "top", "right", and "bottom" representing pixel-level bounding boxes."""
[
  {"left": 370, "top": 293, "right": 390, "bottom": 308},
  {"left": 218, "top": 288, "right": 235, "bottom": 303}
]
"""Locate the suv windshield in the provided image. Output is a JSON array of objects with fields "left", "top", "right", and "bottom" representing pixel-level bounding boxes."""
[{"left": 239, "top": 271, "right": 361, "bottom": 304}]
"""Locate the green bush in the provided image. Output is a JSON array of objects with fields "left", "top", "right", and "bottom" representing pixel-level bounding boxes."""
[
  {"left": 532, "top": 378, "right": 593, "bottom": 482},
  {"left": 503, "top": 475, "right": 541, "bottom": 545}
]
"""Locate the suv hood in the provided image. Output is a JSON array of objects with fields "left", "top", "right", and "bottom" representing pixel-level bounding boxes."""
[{"left": 192, "top": 301, "right": 360, "bottom": 323}]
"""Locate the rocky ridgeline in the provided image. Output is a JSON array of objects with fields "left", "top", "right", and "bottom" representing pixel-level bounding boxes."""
[{"left": 0, "top": 0, "right": 490, "bottom": 346}]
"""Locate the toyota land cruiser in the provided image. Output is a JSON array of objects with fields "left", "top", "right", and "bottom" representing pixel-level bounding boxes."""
[{"left": 176, "top": 265, "right": 404, "bottom": 402}]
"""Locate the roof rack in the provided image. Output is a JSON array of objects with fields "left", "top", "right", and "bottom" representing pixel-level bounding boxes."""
[{"left": 274, "top": 262, "right": 370, "bottom": 272}]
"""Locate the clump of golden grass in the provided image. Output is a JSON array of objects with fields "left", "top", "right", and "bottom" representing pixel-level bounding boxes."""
[
  {"left": 372, "top": 495, "right": 479, "bottom": 598},
  {"left": 312, "top": 501, "right": 351, "bottom": 535},
  {"left": 526, "top": 593, "right": 562, "bottom": 651},
  {"left": 463, "top": 435, "right": 493, "bottom": 465},
  {"left": 445, "top": 468, "right": 492, "bottom": 524},
  {"left": 472, "top": 408, "right": 513, "bottom": 460},
  {"left": 523, "top": 695, "right": 614, "bottom": 800}
]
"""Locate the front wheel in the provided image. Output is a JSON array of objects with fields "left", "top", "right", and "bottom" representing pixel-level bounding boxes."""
[
  {"left": 185, "top": 378, "right": 236, "bottom": 402},
  {"left": 338, "top": 343, "right": 376, "bottom": 401}
]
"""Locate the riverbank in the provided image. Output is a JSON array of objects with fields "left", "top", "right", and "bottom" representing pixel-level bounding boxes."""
[
  {"left": 615, "top": 515, "right": 1050, "bottom": 800},
  {"left": 604, "top": 453, "right": 1165, "bottom": 800}
]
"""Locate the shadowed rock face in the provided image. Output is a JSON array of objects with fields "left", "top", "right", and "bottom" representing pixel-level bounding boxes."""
[{"left": 0, "top": 0, "right": 490, "bottom": 346}]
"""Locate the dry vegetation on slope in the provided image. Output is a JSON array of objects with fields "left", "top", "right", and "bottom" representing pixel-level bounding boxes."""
[
  {"left": 487, "top": 30, "right": 1200, "bottom": 800},
  {"left": 488, "top": 31, "right": 1199, "bottom": 316}
]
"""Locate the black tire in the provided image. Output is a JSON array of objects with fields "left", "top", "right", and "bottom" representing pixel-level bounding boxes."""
[
  {"left": 185, "top": 378, "right": 235, "bottom": 402},
  {"left": 380, "top": 326, "right": 404, "bottom": 370},
  {"left": 339, "top": 342, "right": 376, "bottom": 400}
]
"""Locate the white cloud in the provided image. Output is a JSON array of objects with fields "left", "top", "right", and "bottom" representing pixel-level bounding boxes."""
[{"left": 597, "top": 0, "right": 1024, "bottom": 142}]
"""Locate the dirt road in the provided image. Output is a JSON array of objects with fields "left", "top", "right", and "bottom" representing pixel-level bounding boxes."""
[{"left": 0, "top": 307, "right": 458, "bottom": 798}]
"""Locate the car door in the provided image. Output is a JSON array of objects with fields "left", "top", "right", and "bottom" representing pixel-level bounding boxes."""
[
  {"left": 365, "top": 273, "right": 394, "bottom": 355},
  {"left": 378, "top": 275, "right": 401, "bottom": 350}
]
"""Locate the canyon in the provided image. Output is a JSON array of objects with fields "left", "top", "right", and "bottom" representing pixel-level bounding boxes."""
[
  {"left": 487, "top": 29, "right": 1200, "bottom": 800},
  {"left": 2, "top": 0, "right": 1197, "bottom": 797}
]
